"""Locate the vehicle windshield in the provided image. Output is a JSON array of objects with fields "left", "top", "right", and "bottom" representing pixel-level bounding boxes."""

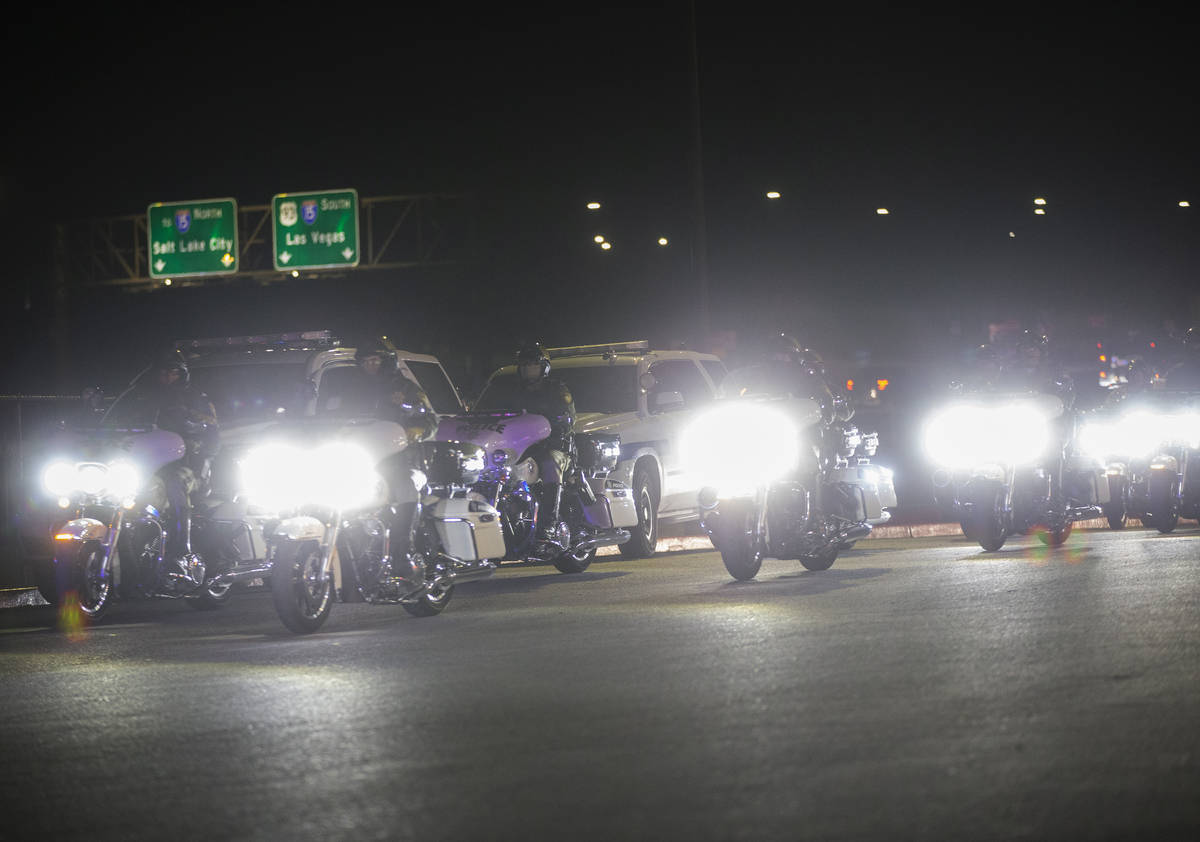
[
  {"left": 187, "top": 363, "right": 309, "bottom": 425},
  {"left": 476, "top": 365, "right": 637, "bottom": 413}
]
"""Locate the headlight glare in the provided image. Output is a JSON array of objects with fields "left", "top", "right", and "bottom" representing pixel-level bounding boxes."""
[{"left": 681, "top": 402, "right": 800, "bottom": 495}]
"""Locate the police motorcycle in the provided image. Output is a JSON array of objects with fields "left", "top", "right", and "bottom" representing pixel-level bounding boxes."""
[
  {"left": 681, "top": 395, "right": 896, "bottom": 581},
  {"left": 1077, "top": 391, "right": 1200, "bottom": 533},
  {"left": 240, "top": 417, "right": 502, "bottom": 633},
  {"left": 37, "top": 397, "right": 250, "bottom": 622},
  {"left": 433, "top": 412, "right": 637, "bottom": 574},
  {"left": 924, "top": 388, "right": 1108, "bottom": 551}
]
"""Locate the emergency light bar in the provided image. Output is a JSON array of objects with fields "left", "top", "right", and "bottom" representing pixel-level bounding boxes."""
[
  {"left": 174, "top": 330, "right": 341, "bottom": 352},
  {"left": 546, "top": 341, "right": 649, "bottom": 359}
]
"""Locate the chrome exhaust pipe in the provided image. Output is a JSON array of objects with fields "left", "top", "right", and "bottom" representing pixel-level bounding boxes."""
[
  {"left": 837, "top": 523, "right": 873, "bottom": 543},
  {"left": 1067, "top": 505, "right": 1102, "bottom": 522},
  {"left": 430, "top": 559, "right": 497, "bottom": 590},
  {"left": 209, "top": 563, "right": 276, "bottom": 587},
  {"left": 572, "top": 529, "right": 630, "bottom": 552}
]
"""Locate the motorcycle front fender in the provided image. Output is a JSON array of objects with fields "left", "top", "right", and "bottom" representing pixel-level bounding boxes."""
[
  {"left": 272, "top": 515, "right": 327, "bottom": 542},
  {"left": 53, "top": 517, "right": 109, "bottom": 544}
]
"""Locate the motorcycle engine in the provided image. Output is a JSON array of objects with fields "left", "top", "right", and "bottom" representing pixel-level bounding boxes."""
[{"left": 765, "top": 482, "right": 810, "bottom": 559}]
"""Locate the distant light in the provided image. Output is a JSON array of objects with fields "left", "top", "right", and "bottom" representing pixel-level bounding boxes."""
[
  {"left": 846, "top": 379, "right": 854, "bottom": 391},
  {"left": 1009, "top": 231, "right": 1016, "bottom": 238},
  {"left": 600, "top": 242, "right": 612, "bottom": 251},
  {"left": 876, "top": 208, "right": 889, "bottom": 215},
  {"left": 586, "top": 202, "right": 602, "bottom": 210},
  {"left": 291, "top": 270, "right": 299, "bottom": 278},
  {"left": 1180, "top": 201, "right": 1191, "bottom": 208},
  {"left": 1097, "top": 342, "right": 1103, "bottom": 349},
  {"left": 876, "top": 378, "right": 890, "bottom": 391},
  {"left": 1150, "top": 341, "right": 1157, "bottom": 348},
  {"left": 594, "top": 235, "right": 605, "bottom": 243},
  {"left": 163, "top": 278, "right": 172, "bottom": 286},
  {"left": 1099, "top": 354, "right": 1107, "bottom": 362},
  {"left": 1034, "top": 208, "right": 1046, "bottom": 215},
  {"left": 766, "top": 191, "right": 781, "bottom": 200},
  {"left": 657, "top": 237, "right": 669, "bottom": 246},
  {"left": 1034, "top": 197, "right": 1047, "bottom": 206},
  {"left": 1099, "top": 370, "right": 1107, "bottom": 379}
]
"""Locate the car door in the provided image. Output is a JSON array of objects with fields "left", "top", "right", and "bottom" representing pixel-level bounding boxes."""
[{"left": 645, "top": 358, "right": 719, "bottom": 516}]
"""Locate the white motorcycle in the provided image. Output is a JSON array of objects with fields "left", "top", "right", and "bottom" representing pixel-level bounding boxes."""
[
  {"left": 434, "top": 411, "right": 637, "bottom": 573},
  {"left": 241, "top": 418, "right": 502, "bottom": 633},
  {"left": 682, "top": 396, "right": 895, "bottom": 581},
  {"left": 925, "top": 391, "right": 1108, "bottom": 551}
]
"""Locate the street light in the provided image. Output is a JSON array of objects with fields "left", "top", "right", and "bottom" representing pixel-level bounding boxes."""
[
  {"left": 658, "top": 237, "right": 669, "bottom": 246},
  {"left": 1034, "top": 208, "right": 1046, "bottom": 215},
  {"left": 1034, "top": 197, "right": 1047, "bottom": 206},
  {"left": 766, "top": 191, "right": 781, "bottom": 200},
  {"left": 600, "top": 242, "right": 612, "bottom": 251},
  {"left": 1180, "top": 201, "right": 1191, "bottom": 208},
  {"left": 586, "top": 202, "right": 602, "bottom": 210},
  {"left": 594, "top": 235, "right": 605, "bottom": 243},
  {"left": 876, "top": 208, "right": 889, "bottom": 215}
]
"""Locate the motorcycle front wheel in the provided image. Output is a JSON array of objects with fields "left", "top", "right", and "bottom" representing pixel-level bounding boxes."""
[
  {"left": 270, "top": 540, "right": 333, "bottom": 634},
  {"left": 713, "top": 504, "right": 762, "bottom": 581},
  {"left": 962, "top": 481, "right": 1007, "bottom": 552},
  {"left": 56, "top": 540, "right": 114, "bottom": 622},
  {"left": 1036, "top": 521, "right": 1074, "bottom": 547},
  {"left": 1145, "top": 473, "right": 1180, "bottom": 534},
  {"left": 1103, "top": 477, "right": 1128, "bottom": 530}
]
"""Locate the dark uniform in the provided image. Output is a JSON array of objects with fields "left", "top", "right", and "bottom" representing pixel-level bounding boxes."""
[
  {"left": 354, "top": 341, "right": 440, "bottom": 575},
  {"left": 722, "top": 334, "right": 852, "bottom": 426},
  {"left": 135, "top": 350, "right": 219, "bottom": 566},
  {"left": 483, "top": 343, "right": 578, "bottom": 541}
]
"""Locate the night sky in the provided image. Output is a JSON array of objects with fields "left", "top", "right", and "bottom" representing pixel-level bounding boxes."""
[{"left": 3, "top": 4, "right": 1196, "bottom": 394}]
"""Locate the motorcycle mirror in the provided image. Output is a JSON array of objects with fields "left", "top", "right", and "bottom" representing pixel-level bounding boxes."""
[{"left": 639, "top": 371, "right": 658, "bottom": 393}]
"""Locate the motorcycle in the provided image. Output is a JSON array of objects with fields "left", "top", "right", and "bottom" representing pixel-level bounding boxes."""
[
  {"left": 434, "top": 411, "right": 636, "bottom": 573},
  {"left": 37, "top": 423, "right": 258, "bottom": 623},
  {"left": 681, "top": 396, "right": 896, "bottom": 581},
  {"left": 240, "top": 418, "right": 502, "bottom": 633},
  {"left": 924, "top": 390, "right": 1108, "bottom": 551},
  {"left": 1078, "top": 393, "right": 1200, "bottom": 533}
]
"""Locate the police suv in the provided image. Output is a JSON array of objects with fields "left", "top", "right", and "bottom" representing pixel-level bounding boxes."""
[{"left": 475, "top": 341, "right": 728, "bottom": 558}]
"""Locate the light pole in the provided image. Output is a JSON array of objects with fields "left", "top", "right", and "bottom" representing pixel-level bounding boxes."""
[{"left": 689, "top": 0, "right": 710, "bottom": 341}]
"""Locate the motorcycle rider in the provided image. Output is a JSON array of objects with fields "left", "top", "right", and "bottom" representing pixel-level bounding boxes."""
[
  {"left": 133, "top": 349, "right": 219, "bottom": 579},
  {"left": 724, "top": 333, "right": 853, "bottom": 426},
  {"left": 480, "top": 342, "right": 579, "bottom": 548},
  {"left": 995, "top": 330, "right": 1076, "bottom": 407},
  {"left": 354, "top": 339, "right": 440, "bottom": 589}
]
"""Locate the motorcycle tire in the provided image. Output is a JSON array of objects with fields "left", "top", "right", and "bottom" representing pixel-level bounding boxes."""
[
  {"left": 271, "top": 540, "right": 333, "bottom": 634},
  {"left": 618, "top": 466, "right": 659, "bottom": 560},
  {"left": 1103, "top": 478, "right": 1128, "bottom": 530},
  {"left": 553, "top": 546, "right": 595, "bottom": 575},
  {"left": 1036, "top": 522, "right": 1073, "bottom": 547},
  {"left": 799, "top": 545, "right": 838, "bottom": 571},
  {"left": 401, "top": 580, "right": 454, "bottom": 617},
  {"left": 962, "top": 481, "right": 1007, "bottom": 552},
  {"left": 57, "top": 540, "right": 115, "bottom": 623},
  {"left": 714, "top": 506, "right": 762, "bottom": 581},
  {"left": 1146, "top": 473, "right": 1180, "bottom": 534},
  {"left": 187, "top": 578, "right": 234, "bottom": 610}
]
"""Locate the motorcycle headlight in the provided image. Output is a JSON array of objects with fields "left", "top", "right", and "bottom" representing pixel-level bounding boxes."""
[
  {"left": 106, "top": 460, "right": 141, "bottom": 500},
  {"left": 241, "top": 441, "right": 380, "bottom": 511},
  {"left": 681, "top": 402, "right": 800, "bottom": 497},
  {"left": 42, "top": 461, "right": 76, "bottom": 497},
  {"left": 1118, "top": 410, "right": 1169, "bottom": 459},
  {"left": 924, "top": 402, "right": 1049, "bottom": 468},
  {"left": 1078, "top": 420, "right": 1122, "bottom": 461}
]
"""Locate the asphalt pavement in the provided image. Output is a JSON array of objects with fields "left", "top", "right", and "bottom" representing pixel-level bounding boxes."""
[{"left": 2, "top": 525, "right": 1198, "bottom": 841}]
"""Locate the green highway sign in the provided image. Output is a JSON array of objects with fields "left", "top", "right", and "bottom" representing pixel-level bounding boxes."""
[
  {"left": 147, "top": 198, "right": 239, "bottom": 278},
  {"left": 271, "top": 189, "right": 360, "bottom": 271}
]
